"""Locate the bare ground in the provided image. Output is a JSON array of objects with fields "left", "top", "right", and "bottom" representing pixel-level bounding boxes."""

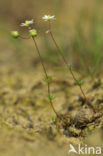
[{"left": 0, "top": 64, "right": 103, "bottom": 156}]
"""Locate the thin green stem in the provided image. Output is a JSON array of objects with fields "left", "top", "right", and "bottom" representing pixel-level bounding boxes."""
[
  {"left": 19, "top": 35, "right": 30, "bottom": 39},
  {"left": 32, "top": 36, "right": 58, "bottom": 117},
  {"left": 48, "top": 21, "right": 89, "bottom": 105}
]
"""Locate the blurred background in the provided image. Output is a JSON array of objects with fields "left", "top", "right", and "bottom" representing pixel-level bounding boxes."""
[
  {"left": 0, "top": 1, "right": 103, "bottom": 155},
  {"left": 0, "top": 0, "right": 103, "bottom": 77}
]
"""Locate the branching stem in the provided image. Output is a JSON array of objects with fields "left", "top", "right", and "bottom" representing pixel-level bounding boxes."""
[{"left": 19, "top": 35, "right": 30, "bottom": 39}]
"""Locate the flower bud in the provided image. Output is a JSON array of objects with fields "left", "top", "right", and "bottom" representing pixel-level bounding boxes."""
[
  {"left": 29, "top": 29, "right": 37, "bottom": 37},
  {"left": 11, "top": 31, "right": 19, "bottom": 38}
]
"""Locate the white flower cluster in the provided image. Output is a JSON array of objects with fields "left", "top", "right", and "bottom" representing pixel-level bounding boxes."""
[{"left": 11, "top": 14, "right": 56, "bottom": 38}]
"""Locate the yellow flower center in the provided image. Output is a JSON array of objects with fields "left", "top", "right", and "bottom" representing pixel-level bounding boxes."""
[{"left": 25, "top": 20, "right": 29, "bottom": 24}]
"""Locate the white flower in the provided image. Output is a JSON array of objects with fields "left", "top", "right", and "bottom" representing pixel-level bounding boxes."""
[
  {"left": 42, "top": 15, "right": 55, "bottom": 21},
  {"left": 20, "top": 19, "right": 34, "bottom": 27}
]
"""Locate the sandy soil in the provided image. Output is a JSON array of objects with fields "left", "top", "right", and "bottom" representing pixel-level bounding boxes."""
[{"left": 0, "top": 64, "right": 102, "bottom": 156}]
